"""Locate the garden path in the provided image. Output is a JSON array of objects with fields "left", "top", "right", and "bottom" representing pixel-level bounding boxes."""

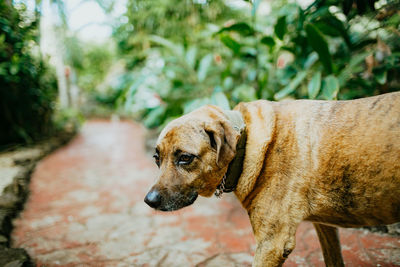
[{"left": 11, "top": 119, "right": 400, "bottom": 266}]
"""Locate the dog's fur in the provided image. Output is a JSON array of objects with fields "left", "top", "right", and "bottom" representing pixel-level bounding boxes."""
[{"left": 145, "top": 92, "right": 400, "bottom": 266}]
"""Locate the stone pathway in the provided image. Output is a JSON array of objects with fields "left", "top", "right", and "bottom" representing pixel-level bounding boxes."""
[{"left": 11, "top": 120, "right": 400, "bottom": 266}]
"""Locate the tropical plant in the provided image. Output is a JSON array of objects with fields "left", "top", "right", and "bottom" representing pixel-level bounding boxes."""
[
  {"left": 65, "top": 37, "right": 114, "bottom": 94},
  {"left": 106, "top": 0, "right": 243, "bottom": 127},
  {"left": 106, "top": 0, "right": 399, "bottom": 129},
  {"left": 0, "top": 1, "right": 58, "bottom": 147},
  {"left": 216, "top": 0, "right": 400, "bottom": 101}
]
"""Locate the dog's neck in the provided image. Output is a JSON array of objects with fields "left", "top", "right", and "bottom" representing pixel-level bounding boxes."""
[{"left": 215, "top": 110, "right": 247, "bottom": 197}]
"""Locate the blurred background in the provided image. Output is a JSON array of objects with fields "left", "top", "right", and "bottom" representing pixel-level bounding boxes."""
[
  {"left": 1, "top": 0, "right": 399, "bottom": 147},
  {"left": 1, "top": 0, "right": 400, "bottom": 266}
]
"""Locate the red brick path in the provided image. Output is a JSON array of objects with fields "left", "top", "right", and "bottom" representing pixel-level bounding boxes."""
[{"left": 11, "top": 120, "right": 400, "bottom": 266}]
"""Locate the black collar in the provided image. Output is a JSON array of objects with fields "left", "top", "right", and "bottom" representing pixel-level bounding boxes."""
[{"left": 215, "top": 126, "right": 247, "bottom": 196}]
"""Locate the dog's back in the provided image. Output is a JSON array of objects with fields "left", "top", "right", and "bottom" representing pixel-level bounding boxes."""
[{"left": 272, "top": 92, "right": 400, "bottom": 227}]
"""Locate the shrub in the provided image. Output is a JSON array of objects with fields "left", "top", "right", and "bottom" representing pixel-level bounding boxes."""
[
  {"left": 108, "top": 0, "right": 400, "bottom": 129},
  {"left": 0, "top": 2, "right": 58, "bottom": 147}
]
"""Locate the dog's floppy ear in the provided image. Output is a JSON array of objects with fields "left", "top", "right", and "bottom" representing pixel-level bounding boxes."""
[{"left": 204, "top": 118, "right": 240, "bottom": 167}]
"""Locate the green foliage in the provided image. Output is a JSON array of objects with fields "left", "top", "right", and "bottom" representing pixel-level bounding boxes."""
[
  {"left": 305, "top": 23, "right": 332, "bottom": 74},
  {"left": 274, "top": 16, "right": 287, "bottom": 40},
  {"left": 107, "top": 0, "right": 400, "bottom": 129},
  {"left": 0, "top": 2, "right": 58, "bottom": 147},
  {"left": 69, "top": 39, "right": 114, "bottom": 93},
  {"left": 105, "top": 0, "right": 242, "bottom": 128},
  {"left": 52, "top": 107, "right": 84, "bottom": 131},
  {"left": 308, "top": 71, "right": 321, "bottom": 99},
  {"left": 113, "top": 0, "right": 239, "bottom": 59}
]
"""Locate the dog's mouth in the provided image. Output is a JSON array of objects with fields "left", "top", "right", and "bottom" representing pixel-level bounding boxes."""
[
  {"left": 144, "top": 188, "right": 198, "bottom": 212},
  {"left": 159, "top": 191, "right": 198, "bottom": 211}
]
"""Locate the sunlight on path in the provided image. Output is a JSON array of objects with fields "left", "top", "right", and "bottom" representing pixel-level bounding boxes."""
[{"left": 11, "top": 120, "right": 400, "bottom": 266}]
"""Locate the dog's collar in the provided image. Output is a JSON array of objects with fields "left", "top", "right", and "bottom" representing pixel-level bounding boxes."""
[{"left": 215, "top": 112, "right": 247, "bottom": 198}]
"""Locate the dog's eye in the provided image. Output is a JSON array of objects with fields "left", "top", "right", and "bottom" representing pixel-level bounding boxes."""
[
  {"left": 178, "top": 154, "right": 194, "bottom": 165},
  {"left": 153, "top": 154, "right": 160, "bottom": 167}
]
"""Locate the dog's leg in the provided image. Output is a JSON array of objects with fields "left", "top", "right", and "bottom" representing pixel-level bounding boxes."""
[
  {"left": 251, "top": 220, "right": 298, "bottom": 267},
  {"left": 313, "top": 223, "right": 344, "bottom": 267}
]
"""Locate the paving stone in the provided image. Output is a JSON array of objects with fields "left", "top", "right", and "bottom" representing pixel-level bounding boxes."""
[{"left": 11, "top": 120, "right": 400, "bottom": 266}]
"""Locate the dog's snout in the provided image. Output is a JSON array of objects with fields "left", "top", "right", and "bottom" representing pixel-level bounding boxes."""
[{"left": 144, "top": 190, "right": 162, "bottom": 208}]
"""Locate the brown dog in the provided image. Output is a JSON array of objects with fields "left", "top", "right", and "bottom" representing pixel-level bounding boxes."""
[{"left": 144, "top": 92, "right": 400, "bottom": 266}]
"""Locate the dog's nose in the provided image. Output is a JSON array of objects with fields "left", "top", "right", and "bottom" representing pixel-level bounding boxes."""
[{"left": 144, "top": 190, "right": 161, "bottom": 208}]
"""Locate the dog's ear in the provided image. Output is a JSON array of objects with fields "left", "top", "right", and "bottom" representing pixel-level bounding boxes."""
[{"left": 205, "top": 119, "right": 240, "bottom": 167}]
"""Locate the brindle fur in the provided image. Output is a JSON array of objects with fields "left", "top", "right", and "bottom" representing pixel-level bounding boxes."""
[{"left": 145, "top": 92, "right": 400, "bottom": 267}]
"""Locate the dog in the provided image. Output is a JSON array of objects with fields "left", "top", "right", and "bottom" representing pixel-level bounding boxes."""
[{"left": 144, "top": 92, "right": 400, "bottom": 267}]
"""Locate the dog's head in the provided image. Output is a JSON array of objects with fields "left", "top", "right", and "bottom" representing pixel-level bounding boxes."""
[{"left": 144, "top": 105, "right": 242, "bottom": 211}]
